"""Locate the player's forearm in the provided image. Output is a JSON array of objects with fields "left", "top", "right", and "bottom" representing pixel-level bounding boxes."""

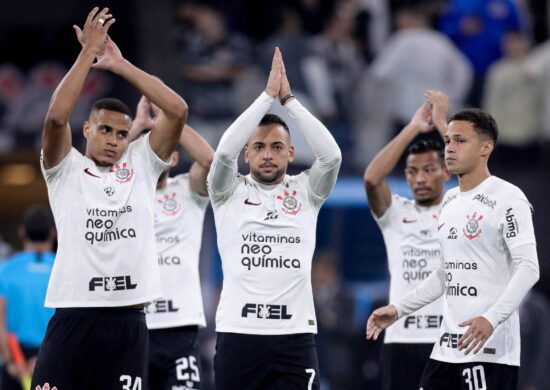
[
  {"left": 482, "top": 243, "right": 539, "bottom": 329},
  {"left": 45, "top": 48, "right": 96, "bottom": 127},
  {"left": 215, "top": 92, "right": 275, "bottom": 164},
  {"left": 393, "top": 263, "right": 446, "bottom": 318},
  {"left": 179, "top": 125, "right": 214, "bottom": 169},
  {"left": 208, "top": 92, "right": 275, "bottom": 194},
  {"left": 284, "top": 98, "right": 342, "bottom": 198},
  {"left": 364, "top": 124, "right": 418, "bottom": 187},
  {"left": 113, "top": 59, "right": 188, "bottom": 121},
  {"left": 284, "top": 97, "right": 341, "bottom": 166}
]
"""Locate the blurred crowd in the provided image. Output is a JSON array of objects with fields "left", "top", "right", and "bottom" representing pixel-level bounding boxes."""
[{"left": 2, "top": 0, "right": 550, "bottom": 172}]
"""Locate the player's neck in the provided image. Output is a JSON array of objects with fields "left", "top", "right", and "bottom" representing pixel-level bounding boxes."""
[
  {"left": 156, "top": 177, "right": 168, "bottom": 190},
  {"left": 415, "top": 193, "right": 444, "bottom": 208},
  {"left": 250, "top": 173, "right": 286, "bottom": 186},
  {"left": 457, "top": 164, "right": 491, "bottom": 192}
]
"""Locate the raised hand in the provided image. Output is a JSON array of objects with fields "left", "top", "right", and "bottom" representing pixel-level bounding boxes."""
[
  {"left": 365, "top": 304, "right": 399, "bottom": 341},
  {"left": 134, "top": 96, "right": 155, "bottom": 130},
  {"left": 92, "top": 35, "right": 123, "bottom": 72},
  {"left": 279, "top": 50, "right": 292, "bottom": 101},
  {"left": 265, "top": 47, "right": 282, "bottom": 98},
  {"left": 457, "top": 316, "right": 494, "bottom": 355},
  {"left": 73, "top": 7, "right": 115, "bottom": 56},
  {"left": 409, "top": 102, "right": 433, "bottom": 133},
  {"left": 425, "top": 90, "right": 449, "bottom": 134}
]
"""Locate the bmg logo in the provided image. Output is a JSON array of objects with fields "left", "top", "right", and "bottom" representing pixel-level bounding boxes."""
[{"left": 241, "top": 303, "right": 292, "bottom": 320}]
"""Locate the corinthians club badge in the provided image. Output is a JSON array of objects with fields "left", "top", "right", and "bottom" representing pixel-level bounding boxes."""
[
  {"left": 463, "top": 212, "right": 483, "bottom": 240},
  {"left": 158, "top": 192, "right": 181, "bottom": 216},
  {"left": 277, "top": 189, "right": 302, "bottom": 216},
  {"left": 110, "top": 162, "right": 134, "bottom": 184}
]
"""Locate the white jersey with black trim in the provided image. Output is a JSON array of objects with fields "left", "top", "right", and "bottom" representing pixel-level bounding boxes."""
[
  {"left": 374, "top": 194, "right": 443, "bottom": 344},
  {"left": 146, "top": 174, "right": 209, "bottom": 329},
  {"left": 432, "top": 176, "right": 537, "bottom": 365},
  {"left": 40, "top": 134, "right": 168, "bottom": 307},
  {"left": 210, "top": 172, "right": 323, "bottom": 335}
]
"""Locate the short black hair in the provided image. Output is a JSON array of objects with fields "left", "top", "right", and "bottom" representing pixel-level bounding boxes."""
[
  {"left": 259, "top": 114, "right": 290, "bottom": 134},
  {"left": 408, "top": 140, "right": 444, "bottom": 165},
  {"left": 22, "top": 206, "right": 54, "bottom": 242},
  {"left": 449, "top": 109, "right": 498, "bottom": 143},
  {"left": 91, "top": 98, "right": 133, "bottom": 119}
]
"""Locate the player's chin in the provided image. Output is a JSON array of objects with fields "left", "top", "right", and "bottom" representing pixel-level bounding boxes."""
[{"left": 256, "top": 170, "right": 283, "bottom": 184}]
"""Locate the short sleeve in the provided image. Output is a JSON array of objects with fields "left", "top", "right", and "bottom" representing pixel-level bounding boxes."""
[
  {"left": 128, "top": 133, "right": 170, "bottom": 191},
  {"left": 40, "top": 148, "right": 79, "bottom": 209},
  {"left": 175, "top": 173, "right": 210, "bottom": 209},
  {"left": 141, "top": 132, "right": 171, "bottom": 179},
  {"left": 372, "top": 194, "right": 399, "bottom": 230},
  {"left": 497, "top": 193, "right": 536, "bottom": 251}
]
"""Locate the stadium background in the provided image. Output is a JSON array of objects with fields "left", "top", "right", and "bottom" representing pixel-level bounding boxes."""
[{"left": 0, "top": 0, "right": 548, "bottom": 388}]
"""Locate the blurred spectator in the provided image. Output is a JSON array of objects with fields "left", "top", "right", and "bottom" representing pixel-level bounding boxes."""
[
  {"left": 0, "top": 206, "right": 55, "bottom": 390},
  {"left": 335, "top": 0, "right": 390, "bottom": 60},
  {"left": 525, "top": 37, "right": 550, "bottom": 145},
  {"left": 372, "top": 4, "right": 472, "bottom": 125},
  {"left": 306, "top": 8, "right": 365, "bottom": 124},
  {"left": 438, "top": 0, "right": 525, "bottom": 106},
  {"left": 0, "top": 62, "right": 110, "bottom": 150},
  {"left": 518, "top": 291, "right": 550, "bottom": 390},
  {"left": 353, "top": 3, "right": 471, "bottom": 168},
  {"left": 176, "top": 2, "right": 253, "bottom": 121},
  {"left": 259, "top": 6, "right": 313, "bottom": 101},
  {"left": 312, "top": 250, "right": 362, "bottom": 390},
  {"left": 483, "top": 31, "right": 542, "bottom": 166}
]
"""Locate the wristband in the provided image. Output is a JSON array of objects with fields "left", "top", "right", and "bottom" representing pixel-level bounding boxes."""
[{"left": 280, "top": 94, "right": 295, "bottom": 105}]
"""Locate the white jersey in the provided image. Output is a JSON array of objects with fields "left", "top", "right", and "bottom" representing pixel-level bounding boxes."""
[
  {"left": 374, "top": 194, "right": 443, "bottom": 343},
  {"left": 146, "top": 174, "right": 209, "bottom": 329},
  {"left": 40, "top": 134, "right": 167, "bottom": 307},
  {"left": 432, "top": 176, "right": 536, "bottom": 365},
  {"left": 210, "top": 173, "right": 323, "bottom": 335}
]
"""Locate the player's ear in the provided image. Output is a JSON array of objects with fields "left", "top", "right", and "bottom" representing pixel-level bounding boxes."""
[
  {"left": 481, "top": 140, "right": 494, "bottom": 157},
  {"left": 170, "top": 151, "right": 180, "bottom": 167},
  {"left": 83, "top": 121, "right": 91, "bottom": 139},
  {"left": 288, "top": 145, "right": 295, "bottom": 163},
  {"left": 244, "top": 145, "right": 249, "bottom": 163}
]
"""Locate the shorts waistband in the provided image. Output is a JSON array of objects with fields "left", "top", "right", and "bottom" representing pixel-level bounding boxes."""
[{"left": 56, "top": 307, "right": 145, "bottom": 322}]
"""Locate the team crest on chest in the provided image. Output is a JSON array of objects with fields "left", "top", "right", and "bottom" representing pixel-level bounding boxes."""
[
  {"left": 463, "top": 212, "right": 483, "bottom": 240},
  {"left": 158, "top": 192, "right": 181, "bottom": 216},
  {"left": 276, "top": 189, "right": 302, "bottom": 215},
  {"left": 110, "top": 162, "right": 134, "bottom": 184}
]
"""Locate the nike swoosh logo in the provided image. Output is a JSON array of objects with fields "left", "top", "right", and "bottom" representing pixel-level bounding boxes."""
[
  {"left": 84, "top": 168, "right": 100, "bottom": 178},
  {"left": 244, "top": 198, "right": 261, "bottom": 206},
  {"left": 402, "top": 218, "right": 417, "bottom": 224},
  {"left": 438, "top": 223, "right": 446, "bottom": 231}
]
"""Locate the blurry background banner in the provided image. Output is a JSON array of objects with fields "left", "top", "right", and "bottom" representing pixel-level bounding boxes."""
[{"left": 0, "top": 1, "right": 549, "bottom": 389}]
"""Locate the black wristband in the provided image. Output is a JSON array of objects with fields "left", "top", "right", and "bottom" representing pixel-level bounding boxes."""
[{"left": 280, "top": 94, "right": 295, "bottom": 105}]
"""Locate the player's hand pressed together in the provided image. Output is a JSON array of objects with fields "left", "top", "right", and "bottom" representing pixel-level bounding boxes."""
[
  {"left": 457, "top": 316, "right": 494, "bottom": 355},
  {"left": 278, "top": 51, "right": 294, "bottom": 104},
  {"left": 365, "top": 304, "right": 399, "bottom": 341},
  {"left": 73, "top": 7, "right": 115, "bottom": 56},
  {"left": 265, "top": 47, "right": 282, "bottom": 98}
]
